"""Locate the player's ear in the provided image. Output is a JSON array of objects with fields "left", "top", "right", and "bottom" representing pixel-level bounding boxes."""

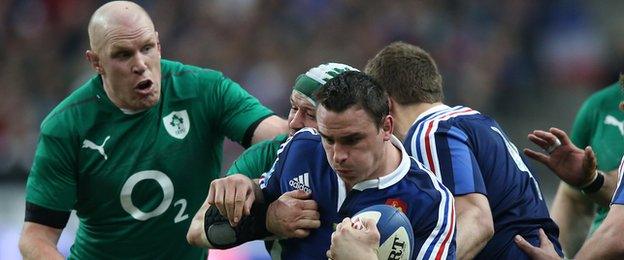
[
  {"left": 381, "top": 115, "right": 393, "bottom": 141},
  {"left": 85, "top": 50, "right": 103, "bottom": 74},
  {"left": 155, "top": 31, "right": 161, "bottom": 55}
]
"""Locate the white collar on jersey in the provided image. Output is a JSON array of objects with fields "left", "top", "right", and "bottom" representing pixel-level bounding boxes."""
[
  {"left": 119, "top": 107, "right": 147, "bottom": 115},
  {"left": 350, "top": 134, "right": 411, "bottom": 191},
  {"left": 413, "top": 104, "right": 451, "bottom": 126}
]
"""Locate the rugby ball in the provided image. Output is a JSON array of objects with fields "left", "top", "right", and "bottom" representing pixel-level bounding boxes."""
[{"left": 352, "top": 205, "right": 414, "bottom": 260}]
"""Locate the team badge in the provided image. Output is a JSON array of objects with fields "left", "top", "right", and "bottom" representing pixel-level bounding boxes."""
[
  {"left": 163, "top": 110, "right": 190, "bottom": 139},
  {"left": 385, "top": 198, "right": 408, "bottom": 213}
]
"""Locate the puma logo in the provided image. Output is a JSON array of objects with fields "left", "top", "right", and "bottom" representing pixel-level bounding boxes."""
[
  {"left": 82, "top": 136, "right": 111, "bottom": 160},
  {"left": 605, "top": 115, "right": 624, "bottom": 136}
]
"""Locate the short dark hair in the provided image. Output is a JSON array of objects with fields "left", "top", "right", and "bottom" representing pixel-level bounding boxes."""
[
  {"left": 315, "top": 71, "right": 389, "bottom": 129},
  {"left": 365, "top": 41, "right": 443, "bottom": 104}
]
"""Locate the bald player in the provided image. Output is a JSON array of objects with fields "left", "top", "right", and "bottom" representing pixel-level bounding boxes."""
[{"left": 18, "top": 1, "right": 286, "bottom": 259}]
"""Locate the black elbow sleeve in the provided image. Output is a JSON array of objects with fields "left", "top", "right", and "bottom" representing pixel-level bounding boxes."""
[
  {"left": 24, "top": 202, "right": 70, "bottom": 229},
  {"left": 203, "top": 202, "right": 271, "bottom": 249}
]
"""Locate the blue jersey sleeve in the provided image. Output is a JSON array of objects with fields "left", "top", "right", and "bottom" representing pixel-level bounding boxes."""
[
  {"left": 259, "top": 141, "right": 289, "bottom": 203},
  {"left": 611, "top": 157, "right": 624, "bottom": 205},
  {"left": 410, "top": 124, "right": 487, "bottom": 196},
  {"left": 409, "top": 162, "right": 457, "bottom": 260},
  {"left": 259, "top": 128, "right": 320, "bottom": 203}
]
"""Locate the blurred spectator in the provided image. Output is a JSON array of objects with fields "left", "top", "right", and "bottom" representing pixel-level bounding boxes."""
[{"left": 0, "top": 0, "right": 619, "bottom": 180}]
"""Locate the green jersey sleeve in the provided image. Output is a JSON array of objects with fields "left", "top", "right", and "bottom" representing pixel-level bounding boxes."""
[
  {"left": 201, "top": 71, "right": 274, "bottom": 145},
  {"left": 226, "top": 134, "right": 288, "bottom": 178},
  {"left": 26, "top": 119, "right": 78, "bottom": 212},
  {"left": 570, "top": 96, "right": 596, "bottom": 148}
]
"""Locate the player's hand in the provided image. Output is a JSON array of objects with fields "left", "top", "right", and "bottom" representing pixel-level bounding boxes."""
[
  {"left": 206, "top": 174, "right": 256, "bottom": 227},
  {"left": 524, "top": 127, "right": 597, "bottom": 188},
  {"left": 514, "top": 229, "right": 562, "bottom": 260},
  {"left": 266, "top": 189, "right": 320, "bottom": 238},
  {"left": 326, "top": 217, "right": 379, "bottom": 260}
]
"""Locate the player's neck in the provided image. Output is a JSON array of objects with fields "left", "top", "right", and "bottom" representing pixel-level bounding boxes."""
[
  {"left": 391, "top": 102, "right": 443, "bottom": 141},
  {"left": 384, "top": 140, "right": 402, "bottom": 176},
  {"left": 372, "top": 139, "right": 402, "bottom": 180}
]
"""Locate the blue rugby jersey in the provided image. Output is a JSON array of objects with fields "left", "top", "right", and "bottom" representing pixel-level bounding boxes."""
[
  {"left": 260, "top": 128, "right": 456, "bottom": 260},
  {"left": 405, "top": 105, "right": 561, "bottom": 259},
  {"left": 611, "top": 157, "right": 624, "bottom": 205}
]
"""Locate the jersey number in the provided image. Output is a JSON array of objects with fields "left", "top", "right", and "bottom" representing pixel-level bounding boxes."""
[
  {"left": 120, "top": 170, "right": 189, "bottom": 222},
  {"left": 491, "top": 127, "right": 543, "bottom": 200}
]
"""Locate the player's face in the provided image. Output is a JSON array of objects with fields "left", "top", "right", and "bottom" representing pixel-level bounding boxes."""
[
  {"left": 97, "top": 21, "right": 162, "bottom": 110},
  {"left": 317, "top": 105, "right": 391, "bottom": 187},
  {"left": 287, "top": 92, "right": 317, "bottom": 136}
]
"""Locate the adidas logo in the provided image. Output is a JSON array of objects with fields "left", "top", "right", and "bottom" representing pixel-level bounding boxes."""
[{"left": 289, "top": 173, "right": 312, "bottom": 194}]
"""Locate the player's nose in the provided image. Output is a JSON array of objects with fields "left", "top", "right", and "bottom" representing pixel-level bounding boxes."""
[
  {"left": 332, "top": 145, "right": 348, "bottom": 164},
  {"left": 289, "top": 110, "right": 305, "bottom": 129},
  {"left": 132, "top": 54, "right": 148, "bottom": 75}
]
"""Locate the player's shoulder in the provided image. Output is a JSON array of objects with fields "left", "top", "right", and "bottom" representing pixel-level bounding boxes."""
[
  {"left": 40, "top": 76, "right": 102, "bottom": 136},
  {"left": 584, "top": 82, "right": 622, "bottom": 106},
  {"left": 161, "top": 59, "right": 227, "bottom": 83},
  {"left": 416, "top": 105, "right": 483, "bottom": 129},
  {"left": 160, "top": 59, "right": 230, "bottom": 98},
  {"left": 402, "top": 157, "right": 450, "bottom": 202},
  {"left": 276, "top": 129, "right": 323, "bottom": 163},
  {"left": 276, "top": 128, "right": 321, "bottom": 155},
  {"left": 411, "top": 105, "right": 495, "bottom": 141},
  {"left": 392, "top": 164, "right": 455, "bottom": 259},
  {"left": 260, "top": 129, "right": 323, "bottom": 189}
]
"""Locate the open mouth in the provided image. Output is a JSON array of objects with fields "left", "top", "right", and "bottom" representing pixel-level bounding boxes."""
[{"left": 135, "top": 79, "right": 153, "bottom": 90}]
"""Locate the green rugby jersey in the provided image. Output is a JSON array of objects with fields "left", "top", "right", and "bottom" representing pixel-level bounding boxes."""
[
  {"left": 226, "top": 134, "right": 288, "bottom": 178},
  {"left": 570, "top": 82, "right": 624, "bottom": 234},
  {"left": 25, "top": 59, "right": 273, "bottom": 259}
]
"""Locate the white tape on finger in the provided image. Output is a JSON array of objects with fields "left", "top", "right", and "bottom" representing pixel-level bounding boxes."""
[{"left": 546, "top": 138, "right": 562, "bottom": 154}]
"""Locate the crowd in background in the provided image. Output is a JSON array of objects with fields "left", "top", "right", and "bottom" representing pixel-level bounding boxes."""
[{"left": 2, "top": 0, "right": 624, "bottom": 180}]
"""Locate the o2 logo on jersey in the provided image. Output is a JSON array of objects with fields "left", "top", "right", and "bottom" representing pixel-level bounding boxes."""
[
  {"left": 163, "top": 110, "right": 190, "bottom": 139},
  {"left": 120, "top": 170, "right": 189, "bottom": 223}
]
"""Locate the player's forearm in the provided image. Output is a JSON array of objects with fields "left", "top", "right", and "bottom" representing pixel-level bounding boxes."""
[
  {"left": 456, "top": 213, "right": 494, "bottom": 259},
  {"left": 551, "top": 183, "right": 594, "bottom": 256},
  {"left": 575, "top": 224, "right": 624, "bottom": 259},
  {"left": 585, "top": 170, "right": 618, "bottom": 207},
  {"left": 455, "top": 194, "right": 494, "bottom": 259},
  {"left": 187, "top": 197, "right": 212, "bottom": 247},
  {"left": 19, "top": 223, "right": 64, "bottom": 260},
  {"left": 332, "top": 251, "right": 377, "bottom": 260},
  {"left": 576, "top": 238, "right": 624, "bottom": 259},
  {"left": 251, "top": 115, "right": 288, "bottom": 145},
  {"left": 19, "top": 238, "right": 64, "bottom": 260},
  {"left": 575, "top": 206, "right": 624, "bottom": 259}
]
